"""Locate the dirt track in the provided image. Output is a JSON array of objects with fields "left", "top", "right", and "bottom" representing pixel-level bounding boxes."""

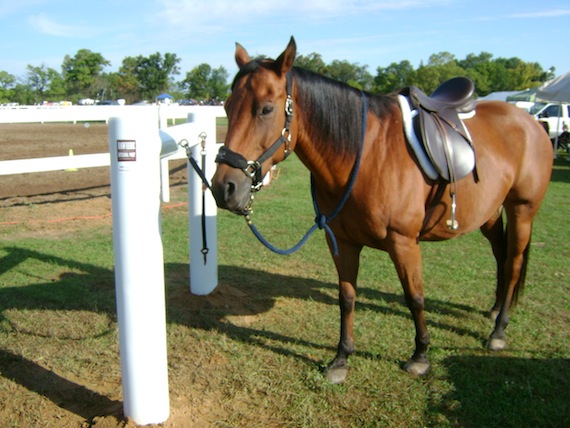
[
  {"left": 0, "top": 122, "right": 189, "bottom": 200},
  {"left": 0, "top": 123, "right": 193, "bottom": 235}
]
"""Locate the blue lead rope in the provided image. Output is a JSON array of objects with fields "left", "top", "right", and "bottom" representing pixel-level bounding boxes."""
[{"left": 246, "top": 91, "right": 368, "bottom": 257}]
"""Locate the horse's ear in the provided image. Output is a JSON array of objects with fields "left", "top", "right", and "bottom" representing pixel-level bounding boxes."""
[
  {"left": 275, "top": 36, "right": 296, "bottom": 76},
  {"left": 235, "top": 42, "right": 251, "bottom": 69}
]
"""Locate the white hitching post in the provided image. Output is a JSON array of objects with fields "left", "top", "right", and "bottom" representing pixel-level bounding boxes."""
[
  {"left": 108, "top": 109, "right": 170, "bottom": 425},
  {"left": 157, "top": 113, "right": 218, "bottom": 295},
  {"left": 187, "top": 110, "right": 218, "bottom": 295}
]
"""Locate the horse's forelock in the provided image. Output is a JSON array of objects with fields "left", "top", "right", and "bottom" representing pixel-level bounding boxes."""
[{"left": 231, "top": 59, "right": 279, "bottom": 91}]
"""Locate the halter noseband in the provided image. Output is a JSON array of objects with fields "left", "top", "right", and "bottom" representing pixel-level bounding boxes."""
[{"left": 215, "top": 62, "right": 294, "bottom": 192}]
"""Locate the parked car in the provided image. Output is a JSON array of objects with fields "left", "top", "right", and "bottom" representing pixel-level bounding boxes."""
[
  {"left": 533, "top": 102, "right": 570, "bottom": 140},
  {"left": 177, "top": 99, "right": 198, "bottom": 106}
]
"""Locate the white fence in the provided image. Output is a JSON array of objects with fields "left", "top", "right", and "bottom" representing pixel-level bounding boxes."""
[
  {"left": 0, "top": 105, "right": 225, "bottom": 180},
  {"left": 0, "top": 103, "right": 223, "bottom": 126}
]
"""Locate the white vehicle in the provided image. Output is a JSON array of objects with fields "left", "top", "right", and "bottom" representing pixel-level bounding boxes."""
[{"left": 533, "top": 102, "right": 570, "bottom": 140}]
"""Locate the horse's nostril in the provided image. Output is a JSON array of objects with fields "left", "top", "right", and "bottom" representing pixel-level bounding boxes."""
[{"left": 226, "top": 181, "right": 236, "bottom": 199}]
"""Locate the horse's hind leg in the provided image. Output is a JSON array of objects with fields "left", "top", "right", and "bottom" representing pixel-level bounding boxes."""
[
  {"left": 480, "top": 209, "right": 507, "bottom": 321},
  {"left": 486, "top": 208, "right": 533, "bottom": 351}
]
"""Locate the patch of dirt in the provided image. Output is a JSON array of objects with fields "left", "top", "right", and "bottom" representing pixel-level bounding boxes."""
[
  {"left": 0, "top": 123, "right": 230, "bottom": 427},
  {"left": 0, "top": 123, "right": 191, "bottom": 236}
]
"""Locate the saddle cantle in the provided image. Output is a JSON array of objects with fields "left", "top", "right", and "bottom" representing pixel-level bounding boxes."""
[
  {"left": 415, "top": 77, "right": 475, "bottom": 114},
  {"left": 398, "top": 77, "right": 477, "bottom": 183}
]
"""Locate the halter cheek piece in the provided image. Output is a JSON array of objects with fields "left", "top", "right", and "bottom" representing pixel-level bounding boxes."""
[{"left": 215, "top": 62, "right": 294, "bottom": 192}]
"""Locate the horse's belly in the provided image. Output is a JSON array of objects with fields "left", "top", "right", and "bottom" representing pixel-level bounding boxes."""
[{"left": 419, "top": 182, "right": 505, "bottom": 241}]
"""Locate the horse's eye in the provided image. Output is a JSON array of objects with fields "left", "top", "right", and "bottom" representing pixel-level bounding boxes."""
[{"left": 260, "top": 104, "right": 274, "bottom": 116}]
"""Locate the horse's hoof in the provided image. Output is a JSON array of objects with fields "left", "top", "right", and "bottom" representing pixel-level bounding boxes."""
[
  {"left": 404, "top": 360, "right": 430, "bottom": 376},
  {"left": 325, "top": 366, "right": 349, "bottom": 384},
  {"left": 489, "top": 309, "right": 499, "bottom": 321},
  {"left": 486, "top": 337, "right": 506, "bottom": 351}
]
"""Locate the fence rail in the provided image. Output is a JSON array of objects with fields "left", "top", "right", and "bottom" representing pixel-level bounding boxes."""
[
  {"left": 0, "top": 105, "right": 226, "bottom": 177},
  {"left": 0, "top": 153, "right": 110, "bottom": 176},
  {"left": 0, "top": 104, "right": 224, "bottom": 125}
]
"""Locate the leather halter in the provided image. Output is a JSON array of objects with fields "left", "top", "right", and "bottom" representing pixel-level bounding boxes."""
[{"left": 215, "top": 62, "right": 294, "bottom": 192}]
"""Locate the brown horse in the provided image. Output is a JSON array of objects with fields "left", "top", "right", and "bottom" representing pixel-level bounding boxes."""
[{"left": 211, "top": 37, "right": 553, "bottom": 383}]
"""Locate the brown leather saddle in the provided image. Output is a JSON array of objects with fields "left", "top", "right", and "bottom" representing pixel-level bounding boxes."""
[
  {"left": 401, "top": 77, "right": 478, "bottom": 183},
  {"left": 398, "top": 77, "right": 478, "bottom": 231}
]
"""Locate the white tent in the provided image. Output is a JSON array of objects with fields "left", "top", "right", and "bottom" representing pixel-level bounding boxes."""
[
  {"left": 536, "top": 72, "right": 570, "bottom": 102},
  {"left": 536, "top": 72, "right": 570, "bottom": 158}
]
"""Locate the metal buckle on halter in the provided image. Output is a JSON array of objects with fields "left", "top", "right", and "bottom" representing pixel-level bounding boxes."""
[
  {"left": 244, "top": 160, "right": 261, "bottom": 180},
  {"left": 244, "top": 160, "right": 264, "bottom": 192},
  {"left": 285, "top": 95, "right": 293, "bottom": 117},
  {"left": 281, "top": 128, "right": 292, "bottom": 158},
  {"left": 282, "top": 96, "right": 293, "bottom": 158}
]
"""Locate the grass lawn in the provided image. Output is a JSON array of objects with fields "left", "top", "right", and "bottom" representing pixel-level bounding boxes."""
[{"left": 1, "top": 154, "right": 568, "bottom": 427}]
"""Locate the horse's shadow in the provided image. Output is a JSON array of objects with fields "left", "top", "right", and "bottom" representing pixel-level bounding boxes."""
[
  {"left": 0, "top": 247, "right": 120, "bottom": 423},
  {"left": 0, "top": 246, "right": 503, "bottom": 422},
  {"left": 166, "top": 261, "right": 489, "bottom": 365},
  {"left": 435, "top": 355, "right": 570, "bottom": 427},
  {"left": 551, "top": 157, "right": 570, "bottom": 183}
]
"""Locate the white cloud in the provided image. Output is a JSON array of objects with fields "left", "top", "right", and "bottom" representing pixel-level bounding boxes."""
[
  {"left": 0, "top": 0, "right": 46, "bottom": 18},
  {"left": 510, "top": 8, "right": 570, "bottom": 18},
  {"left": 156, "top": 0, "right": 442, "bottom": 28},
  {"left": 27, "top": 13, "right": 97, "bottom": 37}
]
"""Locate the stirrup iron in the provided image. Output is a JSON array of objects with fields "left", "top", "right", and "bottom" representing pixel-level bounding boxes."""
[{"left": 446, "top": 192, "right": 459, "bottom": 230}]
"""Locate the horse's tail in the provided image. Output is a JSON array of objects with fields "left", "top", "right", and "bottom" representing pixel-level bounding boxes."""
[{"left": 511, "top": 225, "right": 532, "bottom": 306}]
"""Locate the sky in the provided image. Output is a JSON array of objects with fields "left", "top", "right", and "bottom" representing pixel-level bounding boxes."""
[{"left": 1, "top": 0, "right": 569, "bottom": 85}]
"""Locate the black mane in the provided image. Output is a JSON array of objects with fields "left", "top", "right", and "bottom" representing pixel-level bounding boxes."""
[
  {"left": 292, "top": 67, "right": 395, "bottom": 156},
  {"left": 230, "top": 61, "right": 396, "bottom": 157}
]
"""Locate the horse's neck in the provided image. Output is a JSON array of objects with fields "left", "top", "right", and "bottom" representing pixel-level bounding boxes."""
[
  {"left": 294, "top": 125, "right": 354, "bottom": 192},
  {"left": 298, "top": 123, "right": 355, "bottom": 192},
  {"left": 294, "top": 98, "right": 404, "bottom": 196}
]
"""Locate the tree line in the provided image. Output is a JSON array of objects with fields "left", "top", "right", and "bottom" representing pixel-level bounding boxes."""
[{"left": 0, "top": 48, "right": 553, "bottom": 106}]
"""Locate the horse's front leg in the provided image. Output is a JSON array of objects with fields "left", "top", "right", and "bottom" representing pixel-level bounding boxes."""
[
  {"left": 325, "top": 240, "right": 362, "bottom": 384},
  {"left": 388, "top": 236, "right": 430, "bottom": 376}
]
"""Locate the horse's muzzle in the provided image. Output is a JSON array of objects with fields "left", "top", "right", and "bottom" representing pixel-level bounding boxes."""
[{"left": 211, "top": 167, "right": 252, "bottom": 215}]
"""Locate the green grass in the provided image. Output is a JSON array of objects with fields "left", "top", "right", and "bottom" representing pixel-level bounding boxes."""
[{"left": 1, "top": 156, "right": 569, "bottom": 427}]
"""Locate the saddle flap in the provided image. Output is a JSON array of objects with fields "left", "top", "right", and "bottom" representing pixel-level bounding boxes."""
[{"left": 415, "top": 109, "right": 475, "bottom": 181}]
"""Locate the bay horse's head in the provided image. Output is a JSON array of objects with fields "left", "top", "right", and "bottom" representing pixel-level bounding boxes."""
[{"left": 211, "top": 37, "right": 297, "bottom": 215}]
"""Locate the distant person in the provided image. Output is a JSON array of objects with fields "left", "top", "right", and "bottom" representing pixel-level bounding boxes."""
[{"left": 559, "top": 123, "right": 570, "bottom": 160}]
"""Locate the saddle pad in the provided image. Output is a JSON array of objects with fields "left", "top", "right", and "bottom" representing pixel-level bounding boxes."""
[{"left": 398, "top": 95, "right": 439, "bottom": 180}]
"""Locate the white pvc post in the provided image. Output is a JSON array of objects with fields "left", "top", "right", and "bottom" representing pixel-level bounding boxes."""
[
  {"left": 108, "top": 109, "right": 170, "bottom": 425},
  {"left": 156, "top": 113, "right": 219, "bottom": 295},
  {"left": 188, "top": 110, "right": 218, "bottom": 295}
]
